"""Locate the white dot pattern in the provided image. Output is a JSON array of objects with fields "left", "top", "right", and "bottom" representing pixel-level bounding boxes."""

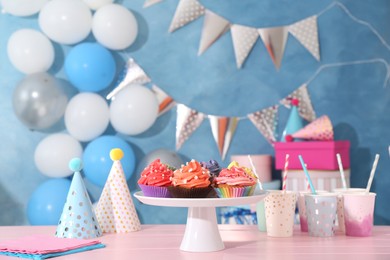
[
  {"left": 231, "top": 24, "right": 259, "bottom": 68},
  {"left": 248, "top": 105, "right": 278, "bottom": 143},
  {"left": 95, "top": 161, "right": 141, "bottom": 233},
  {"left": 288, "top": 15, "right": 320, "bottom": 61},
  {"left": 55, "top": 172, "right": 102, "bottom": 239},
  {"left": 169, "top": 0, "right": 205, "bottom": 33},
  {"left": 280, "top": 84, "right": 316, "bottom": 122},
  {"left": 176, "top": 104, "right": 204, "bottom": 150}
]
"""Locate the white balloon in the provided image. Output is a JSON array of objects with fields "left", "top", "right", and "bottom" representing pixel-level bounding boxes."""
[
  {"left": 92, "top": 4, "right": 138, "bottom": 50},
  {"left": 65, "top": 93, "right": 110, "bottom": 142},
  {"left": 110, "top": 85, "right": 158, "bottom": 135},
  {"left": 7, "top": 29, "right": 54, "bottom": 74},
  {"left": 38, "top": 0, "right": 92, "bottom": 45},
  {"left": 34, "top": 133, "right": 83, "bottom": 178},
  {"left": 1, "top": 0, "right": 48, "bottom": 16},
  {"left": 83, "top": 0, "right": 113, "bottom": 10}
]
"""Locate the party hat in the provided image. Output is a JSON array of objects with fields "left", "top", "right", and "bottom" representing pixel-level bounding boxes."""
[
  {"left": 281, "top": 99, "right": 304, "bottom": 141},
  {"left": 292, "top": 115, "right": 333, "bottom": 141},
  {"left": 55, "top": 158, "right": 102, "bottom": 239},
  {"left": 95, "top": 148, "right": 141, "bottom": 233}
]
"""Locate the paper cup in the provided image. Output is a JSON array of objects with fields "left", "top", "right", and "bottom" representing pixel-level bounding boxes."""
[
  {"left": 264, "top": 190, "right": 297, "bottom": 237},
  {"left": 297, "top": 190, "right": 327, "bottom": 232},
  {"left": 305, "top": 193, "right": 338, "bottom": 237},
  {"left": 343, "top": 192, "right": 376, "bottom": 237},
  {"left": 256, "top": 201, "right": 266, "bottom": 232},
  {"left": 332, "top": 188, "right": 366, "bottom": 233}
]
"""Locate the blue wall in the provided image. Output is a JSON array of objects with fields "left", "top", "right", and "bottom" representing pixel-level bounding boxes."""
[{"left": 0, "top": 0, "right": 389, "bottom": 225}]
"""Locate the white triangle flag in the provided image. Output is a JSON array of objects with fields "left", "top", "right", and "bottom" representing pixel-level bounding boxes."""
[
  {"left": 231, "top": 24, "right": 259, "bottom": 68},
  {"left": 248, "top": 105, "right": 279, "bottom": 143},
  {"left": 209, "top": 116, "right": 239, "bottom": 160},
  {"left": 169, "top": 0, "right": 205, "bottom": 33},
  {"left": 258, "top": 26, "right": 289, "bottom": 69},
  {"left": 288, "top": 15, "right": 320, "bottom": 61},
  {"left": 143, "top": 0, "right": 163, "bottom": 8},
  {"left": 176, "top": 104, "right": 205, "bottom": 150},
  {"left": 280, "top": 84, "right": 316, "bottom": 122},
  {"left": 198, "top": 10, "right": 230, "bottom": 55}
]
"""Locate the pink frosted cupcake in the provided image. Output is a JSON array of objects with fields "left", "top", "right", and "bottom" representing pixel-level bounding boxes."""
[
  {"left": 213, "top": 161, "right": 257, "bottom": 198},
  {"left": 138, "top": 159, "right": 174, "bottom": 198}
]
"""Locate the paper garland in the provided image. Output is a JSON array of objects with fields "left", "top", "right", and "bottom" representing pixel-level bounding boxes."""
[{"left": 163, "top": 0, "right": 321, "bottom": 69}]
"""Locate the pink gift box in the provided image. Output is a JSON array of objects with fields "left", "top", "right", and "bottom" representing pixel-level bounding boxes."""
[{"left": 274, "top": 141, "right": 350, "bottom": 170}]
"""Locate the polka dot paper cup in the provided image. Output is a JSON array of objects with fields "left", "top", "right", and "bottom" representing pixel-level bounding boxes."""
[
  {"left": 264, "top": 190, "right": 297, "bottom": 237},
  {"left": 305, "top": 193, "right": 338, "bottom": 237}
]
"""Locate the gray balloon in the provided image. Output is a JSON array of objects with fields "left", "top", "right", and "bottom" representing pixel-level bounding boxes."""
[
  {"left": 13, "top": 72, "right": 68, "bottom": 130},
  {"left": 137, "top": 149, "right": 183, "bottom": 173}
]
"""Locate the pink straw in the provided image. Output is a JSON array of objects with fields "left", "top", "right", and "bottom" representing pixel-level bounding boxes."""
[{"left": 282, "top": 154, "right": 289, "bottom": 192}]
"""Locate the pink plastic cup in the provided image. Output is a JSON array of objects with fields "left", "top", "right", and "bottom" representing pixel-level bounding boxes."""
[{"left": 343, "top": 192, "right": 376, "bottom": 237}]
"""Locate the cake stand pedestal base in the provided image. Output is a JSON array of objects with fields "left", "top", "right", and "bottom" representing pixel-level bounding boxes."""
[{"left": 180, "top": 207, "right": 224, "bottom": 252}]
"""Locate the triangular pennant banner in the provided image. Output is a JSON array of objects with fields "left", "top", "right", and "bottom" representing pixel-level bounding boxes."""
[
  {"left": 106, "top": 58, "right": 151, "bottom": 99},
  {"left": 248, "top": 105, "right": 279, "bottom": 143},
  {"left": 169, "top": 0, "right": 205, "bottom": 33},
  {"left": 258, "top": 26, "right": 289, "bottom": 69},
  {"left": 292, "top": 115, "right": 333, "bottom": 141},
  {"left": 95, "top": 149, "right": 141, "bottom": 233},
  {"left": 280, "top": 84, "right": 316, "bottom": 122},
  {"left": 288, "top": 15, "right": 320, "bottom": 61},
  {"left": 143, "top": 0, "right": 163, "bottom": 8},
  {"left": 56, "top": 170, "right": 102, "bottom": 239},
  {"left": 152, "top": 85, "right": 176, "bottom": 116},
  {"left": 198, "top": 10, "right": 230, "bottom": 55},
  {"left": 176, "top": 104, "right": 205, "bottom": 150},
  {"left": 231, "top": 24, "right": 259, "bottom": 68},
  {"left": 209, "top": 116, "right": 239, "bottom": 160}
]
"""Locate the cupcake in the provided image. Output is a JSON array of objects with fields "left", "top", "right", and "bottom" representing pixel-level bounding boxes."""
[
  {"left": 168, "top": 159, "right": 213, "bottom": 198},
  {"left": 213, "top": 161, "right": 257, "bottom": 198},
  {"left": 138, "top": 159, "right": 174, "bottom": 198},
  {"left": 201, "top": 159, "right": 222, "bottom": 180}
]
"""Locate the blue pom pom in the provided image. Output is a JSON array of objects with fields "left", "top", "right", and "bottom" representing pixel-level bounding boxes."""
[{"left": 69, "top": 158, "right": 83, "bottom": 172}]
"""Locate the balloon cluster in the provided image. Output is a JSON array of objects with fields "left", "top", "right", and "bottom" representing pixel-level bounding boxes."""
[{"left": 3, "top": 0, "right": 167, "bottom": 224}]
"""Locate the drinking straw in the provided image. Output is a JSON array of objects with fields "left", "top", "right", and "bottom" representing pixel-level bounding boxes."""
[
  {"left": 336, "top": 153, "right": 347, "bottom": 190},
  {"left": 365, "top": 154, "right": 380, "bottom": 194},
  {"left": 298, "top": 155, "right": 317, "bottom": 195},
  {"left": 304, "top": 164, "right": 311, "bottom": 191},
  {"left": 282, "top": 154, "right": 289, "bottom": 192},
  {"left": 247, "top": 155, "right": 263, "bottom": 190}
]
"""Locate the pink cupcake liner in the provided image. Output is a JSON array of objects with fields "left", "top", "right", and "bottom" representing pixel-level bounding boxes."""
[{"left": 139, "top": 184, "right": 172, "bottom": 198}]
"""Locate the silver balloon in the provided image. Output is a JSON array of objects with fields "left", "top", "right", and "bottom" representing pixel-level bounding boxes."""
[
  {"left": 13, "top": 72, "right": 68, "bottom": 130},
  {"left": 137, "top": 149, "right": 183, "bottom": 173}
]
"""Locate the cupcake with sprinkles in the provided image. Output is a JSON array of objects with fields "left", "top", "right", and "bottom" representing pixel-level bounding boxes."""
[
  {"left": 138, "top": 159, "right": 174, "bottom": 198},
  {"left": 168, "top": 159, "right": 213, "bottom": 198},
  {"left": 213, "top": 161, "right": 257, "bottom": 198}
]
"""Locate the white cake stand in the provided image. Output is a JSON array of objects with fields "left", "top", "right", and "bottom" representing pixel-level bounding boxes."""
[{"left": 134, "top": 191, "right": 268, "bottom": 252}]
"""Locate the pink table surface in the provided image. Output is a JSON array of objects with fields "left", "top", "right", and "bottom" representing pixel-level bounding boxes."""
[{"left": 0, "top": 225, "right": 389, "bottom": 260}]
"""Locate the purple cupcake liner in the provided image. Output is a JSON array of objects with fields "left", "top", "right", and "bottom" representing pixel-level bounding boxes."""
[{"left": 139, "top": 184, "right": 172, "bottom": 198}]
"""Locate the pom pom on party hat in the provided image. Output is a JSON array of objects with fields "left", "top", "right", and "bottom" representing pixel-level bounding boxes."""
[
  {"left": 55, "top": 158, "right": 102, "bottom": 239},
  {"left": 95, "top": 148, "right": 141, "bottom": 233},
  {"left": 281, "top": 98, "right": 304, "bottom": 141},
  {"left": 291, "top": 115, "right": 334, "bottom": 141}
]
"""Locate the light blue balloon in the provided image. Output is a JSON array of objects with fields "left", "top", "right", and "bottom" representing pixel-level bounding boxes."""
[
  {"left": 27, "top": 178, "right": 71, "bottom": 225},
  {"left": 64, "top": 43, "right": 116, "bottom": 92},
  {"left": 281, "top": 106, "right": 304, "bottom": 141},
  {"left": 83, "top": 135, "right": 136, "bottom": 187}
]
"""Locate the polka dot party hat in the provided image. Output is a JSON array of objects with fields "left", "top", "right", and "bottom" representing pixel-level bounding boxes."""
[
  {"left": 95, "top": 148, "right": 141, "bottom": 233},
  {"left": 55, "top": 158, "right": 102, "bottom": 239}
]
